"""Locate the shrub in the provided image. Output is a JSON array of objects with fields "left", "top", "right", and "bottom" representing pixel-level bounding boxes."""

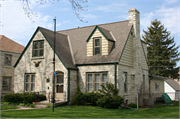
[
  {"left": 46, "top": 104, "right": 53, "bottom": 108},
  {"left": 72, "top": 85, "right": 83, "bottom": 105},
  {"left": 82, "top": 92, "right": 102, "bottom": 106},
  {"left": 39, "top": 94, "right": 46, "bottom": 101},
  {"left": 72, "top": 85, "right": 102, "bottom": 106},
  {"left": 19, "top": 103, "right": 25, "bottom": 106},
  {"left": 3, "top": 92, "right": 46, "bottom": 104},
  {"left": 97, "top": 95, "right": 124, "bottom": 109},
  {"left": 30, "top": 104, "right": 35, "bottom": 107},
  {"left": 128, "top": 103, "right": 140, "bottom": 108},
  {"left": 97, "top": 82, "right": 124, "bottom": 109}
]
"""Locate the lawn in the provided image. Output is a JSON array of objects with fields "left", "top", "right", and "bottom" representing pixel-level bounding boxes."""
[
  {"left": 1, "top": 105, "right": 19, "bottom": 110},
  {"left": 1, "top": 105, "right": 179, "bottom": 118}
]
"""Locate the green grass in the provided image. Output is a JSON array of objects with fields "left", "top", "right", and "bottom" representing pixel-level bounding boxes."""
[
  {"left": 1, "top": 105, "right": 179, "bottom": 118},
  {"left": 1, "top": 105, "right": 19, "bottom": 110}
]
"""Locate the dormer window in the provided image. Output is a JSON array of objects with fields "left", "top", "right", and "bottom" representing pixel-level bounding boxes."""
[
  {"left": 94, "top": 37, "right": 101, "bottom": 55},
  {"left": 33, "top": 40, "right": 44, "bottom": 57}
]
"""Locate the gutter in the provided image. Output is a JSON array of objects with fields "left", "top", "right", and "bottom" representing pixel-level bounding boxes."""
[{"left": 54, "top": 69, "right": 70, "bottom": 107}]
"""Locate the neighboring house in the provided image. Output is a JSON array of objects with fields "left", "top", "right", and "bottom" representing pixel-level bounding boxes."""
[
  {"left": 14, "top": 8, "right": 149, "bottom": 104},
  {"left": 165, "top": 78, "right": 180, "bottom": 100},
  {"left": 150, "top": 75, "right": 165, "bottom": 94},
  {"left": 0, "top": 35, "right": 24, "bottom": 98}
]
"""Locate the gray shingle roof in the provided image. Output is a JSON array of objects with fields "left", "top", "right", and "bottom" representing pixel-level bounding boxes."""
[
  {"left": 39, "top": 27, "right": 77, "bottom": 69},
  {"left": 57, "top": 20, "right": 132, "bottom": 65},
  {"left": 165, "top": 78, "right": 180, "bottom": 91}
]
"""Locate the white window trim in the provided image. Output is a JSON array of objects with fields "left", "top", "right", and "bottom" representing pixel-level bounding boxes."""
[
  {"left": 86, "top": 72, "right": 108, "bottom": 92},
  {"left": 24, "top": 74, "right": 35, "bottom": 92}
]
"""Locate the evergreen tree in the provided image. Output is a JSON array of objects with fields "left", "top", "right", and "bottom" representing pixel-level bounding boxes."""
[{"left": 142, "top": 19, "right": 180, "bottom": 78}]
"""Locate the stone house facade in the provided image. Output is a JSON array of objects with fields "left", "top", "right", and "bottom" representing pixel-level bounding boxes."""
[
  {"left": 0, "top": 35, "right": 24, "bottom": 98},
  {"left": 14, "top": 8, "right": 149, "bottom": 104}
]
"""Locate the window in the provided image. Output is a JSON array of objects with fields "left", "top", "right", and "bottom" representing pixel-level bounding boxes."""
[
  {"left": 25, "top": 74, "right": 35, "bottom": 92},
  {"left": 2, "top": 77, "right": 11, "bottom": 91},
  {"left": 155, "top": 82, "right": 159, "bottom": 91},
  {"left": 123, "top": 72, "right": 127, "bottom": 93},
  {"left": 4, "top": 54, "right": 12, "bottom": 66},
  {"left": 87, "top": 73, "right": 108, "bottom": 92},
  {"left": 32, "top": 41, "right": 44, "bottom": 57},
  {"left": 94, "top": 38, "right": 101, "bottom": 55}
]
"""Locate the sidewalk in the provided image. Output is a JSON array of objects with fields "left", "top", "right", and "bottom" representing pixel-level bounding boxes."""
[{"left": 1, "top": 105, "right": 39, "bottom": 111}]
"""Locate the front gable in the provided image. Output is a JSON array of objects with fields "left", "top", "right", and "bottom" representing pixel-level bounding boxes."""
[
  {"left": 14, "top": 27, "right": 68, "bottom": 70},
  {"left": 86, "top": 26, "right": 114, "bottom": 56}
]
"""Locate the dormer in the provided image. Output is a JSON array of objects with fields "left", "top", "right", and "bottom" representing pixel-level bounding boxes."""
[{"left": 86, "top": 26, "right": 115, "bottom": 56}]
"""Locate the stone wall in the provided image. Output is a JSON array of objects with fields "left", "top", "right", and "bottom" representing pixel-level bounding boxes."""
[
  {"left": 77, "top": 65, "right": 115, "bottom": 93},
  {"left": 117, "top": 64, "right": 148, "bottom": 104},
  {"left": 0, "top": 50, "right": 21, "bottom": 97},
  {"left": 14, "top": 30, "right": 68, "bottom": 101},
  {"left": 70, "top": 70, "right": 77, "bottom": 101}
]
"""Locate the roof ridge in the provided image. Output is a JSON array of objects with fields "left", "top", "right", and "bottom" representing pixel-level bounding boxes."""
[{"left": 57, "top": 20, "right": 129, "bottom": 32}]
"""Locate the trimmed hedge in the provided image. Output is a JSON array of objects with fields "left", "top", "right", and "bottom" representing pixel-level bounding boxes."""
[{"left": 3, "top": 92, "right": 46, "bottom": 104}]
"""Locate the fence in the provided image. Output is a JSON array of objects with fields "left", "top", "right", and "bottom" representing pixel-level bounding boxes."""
[{"left": 137, "top": 92, "right": 179, "bottom": 108}]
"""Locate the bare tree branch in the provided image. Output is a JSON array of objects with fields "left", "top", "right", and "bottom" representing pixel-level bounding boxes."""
[{"left": 19, "top": 0, "right": 88, "bottom": 22}]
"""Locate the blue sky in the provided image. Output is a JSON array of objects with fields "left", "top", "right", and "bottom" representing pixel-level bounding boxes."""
[{"left": 0, "top": 0, "right": 180, "bottom": 67}]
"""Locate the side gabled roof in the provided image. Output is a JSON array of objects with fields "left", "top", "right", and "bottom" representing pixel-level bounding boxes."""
[
  {"left": 165, "top": 78, "right": 180, "bottom": 91},
  {"left": 14, "top": 27, "right": 77, "bottom": 70},
  {"left": 58, "top": 20, "right": 132, "bottom": 65},
  {"left": 0, "top": 35, "right": 24, "bottom": 53}
]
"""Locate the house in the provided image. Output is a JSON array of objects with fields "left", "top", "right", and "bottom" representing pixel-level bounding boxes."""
[
  {"left": 0, "top": 35, "right": 24, "bottom": 98},
  {"left": 13, "top": 8, "right": 149, "bottom": 104},
  {"left": 150, "top": 75, "right": 165, "bottom": 94},
  {"left": 165, "top": 78, "right": 180, "bottom": 100}
]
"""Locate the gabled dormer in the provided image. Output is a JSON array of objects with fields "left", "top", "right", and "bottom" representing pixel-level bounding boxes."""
[{"left": 86, "top": 26, "right": 115, "bottom": 56}]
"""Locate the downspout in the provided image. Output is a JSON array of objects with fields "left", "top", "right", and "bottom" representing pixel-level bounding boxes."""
[
  {"left": 149, "top": 75, "right": 153, "bottom": 93},
  {"left": 114, "top": 63, "right": 117, "bottom": 89},
  {"left": 68, "top": 69, "right": 70, "bottom": 102}
]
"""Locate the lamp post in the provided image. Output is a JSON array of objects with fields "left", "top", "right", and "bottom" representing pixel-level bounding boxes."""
[{"left": 52, "top": 17, "right": 56, "bottom": 112}]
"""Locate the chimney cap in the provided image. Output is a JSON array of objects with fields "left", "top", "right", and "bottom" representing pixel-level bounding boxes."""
[{"left": 128, "top": 8, "right": 140, "bottom": 14}]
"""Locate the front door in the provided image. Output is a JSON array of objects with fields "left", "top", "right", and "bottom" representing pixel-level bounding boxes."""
[{"left": 55, "top": 72, "right": 64, "bottom": 99}]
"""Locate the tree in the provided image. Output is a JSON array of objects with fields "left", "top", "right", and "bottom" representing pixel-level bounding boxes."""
[
  {"left": 1, "top": 0, "right": 88, "bottom": 22},
  {"left": 142, "top": 19, "right": 180, "bottom": 78}
]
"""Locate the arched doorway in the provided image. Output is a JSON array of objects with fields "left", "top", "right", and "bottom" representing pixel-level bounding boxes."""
[{"left": 55, "top": 71, "right": 64, "bottom": 99}]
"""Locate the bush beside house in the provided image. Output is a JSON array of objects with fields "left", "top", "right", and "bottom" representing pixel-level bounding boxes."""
[{"left": 72, "top": 82, "right": 124, "bottom": 109}]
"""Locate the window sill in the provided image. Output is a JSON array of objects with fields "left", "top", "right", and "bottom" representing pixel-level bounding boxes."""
[
  {"left": 31, "top": 56, "right": 44, "bottom": 60},
  {"left": 2, "top": 91, "right": 11, "bottom": 93},
  {"left": 4, "top": 66, "right": 12, "bottom": 68}
]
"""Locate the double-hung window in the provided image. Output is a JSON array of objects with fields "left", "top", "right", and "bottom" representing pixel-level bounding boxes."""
[
  {"left": 87, "top": 72, "right": 108, "bottom": 92},
  {"left": 94, "top": 38, "right": 101, "bottom": 55},
  {"left": 33, "top": 41, "right": 44, "bottom": 57},
  {"left": 2, "top": 77, "right": 11, "bottom": 91},
  {"left": 25, "top": 74, "right": 35, "bottom": 92}
]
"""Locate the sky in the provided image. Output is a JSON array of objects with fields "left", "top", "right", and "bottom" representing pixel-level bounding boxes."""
[{"left": 0, "top": 0, "right": 180, "bottom": 67}]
